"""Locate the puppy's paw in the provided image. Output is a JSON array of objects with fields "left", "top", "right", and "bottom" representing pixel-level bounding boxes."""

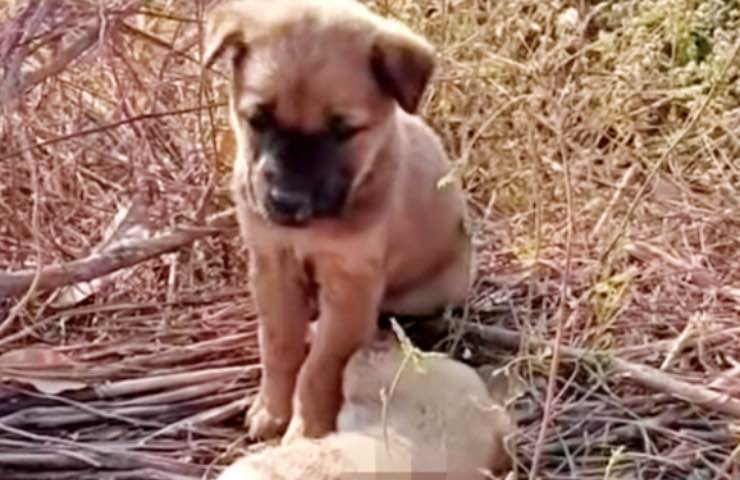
[
  {"left": 281, "top": 412, "right": 335, "bottom": 445},
  {"left": 244, "top": 396, "right": 289, "bottom": 441},
  {"left": 280, "top": 416, "right": 307, "bottom": 445}
]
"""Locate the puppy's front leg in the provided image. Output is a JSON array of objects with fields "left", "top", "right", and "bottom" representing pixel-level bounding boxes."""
[
  {"left": 246, "top": 248, "right": 312, "bottom": 441},
  {"left": 283, "top": 262, "right": 383, "bottom": 443}
]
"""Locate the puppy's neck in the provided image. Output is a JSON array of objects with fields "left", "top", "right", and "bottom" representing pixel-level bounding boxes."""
[{"left": 346, "top": 111, "right": 403, "bottom": 220}]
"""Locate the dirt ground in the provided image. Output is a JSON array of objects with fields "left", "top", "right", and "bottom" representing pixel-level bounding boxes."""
[{"left": 0, "top": 1, "right": 738, "bottom": 479}]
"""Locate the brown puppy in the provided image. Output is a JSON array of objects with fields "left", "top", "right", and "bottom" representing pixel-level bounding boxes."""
[
  {"left": 215, "top": 334, "right": 514, "bottom": 480},
  {"left": 204, "top": 0, "right": 474, "bottom": 442}
]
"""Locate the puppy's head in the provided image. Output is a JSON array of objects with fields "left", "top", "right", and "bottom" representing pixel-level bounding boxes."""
[{"left": 204, "top": 0, "right": 435, "bottom": 227}]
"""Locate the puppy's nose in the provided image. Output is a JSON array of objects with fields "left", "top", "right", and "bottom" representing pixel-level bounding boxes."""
[{"left": 267, "top": 187, "right": 311, "bottom": 223}]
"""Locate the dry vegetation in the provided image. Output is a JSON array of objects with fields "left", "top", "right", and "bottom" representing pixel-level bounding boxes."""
[{"left": 0, "top": 0, "right": 738, "bottom": 479}]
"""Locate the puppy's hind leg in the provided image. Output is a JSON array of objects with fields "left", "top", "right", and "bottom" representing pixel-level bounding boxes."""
[{"left": 381, "top": 247, "right": 474, "bottom": 317}]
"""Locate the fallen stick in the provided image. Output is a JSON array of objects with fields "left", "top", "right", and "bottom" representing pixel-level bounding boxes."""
[
  {"left": 469, "top": 323, "right": 740, "bottom": 419},
  {"left": 0, "top": 423, "right": 207, "bottom": 478},
  {"left": 0, "top": 209, "right": 237, "bottom": 299},
  {"left": 1, "top": 469, "right": 196, "bottom": 480},
  {"left": 94, "top": 365, "right": 257, "bottom": 398},
  {"left": 138, "top": 393, "right": 255, "bottom": 445}
]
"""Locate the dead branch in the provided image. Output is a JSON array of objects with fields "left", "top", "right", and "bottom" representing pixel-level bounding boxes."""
[
  {"left": 0, "top": 20, "right": 101, "bottom": 108},
  {"left": 139, "top": 393, "right": 255, "bottom": 444},
  {"left": 470, "top": 323, "right": 740, "bottom": 419},
  {"left": 0, "top": 209, "right": 237, "bottom": 299},
  {"left": 0, "top": 0, "right": 56, "bottom": 104}
]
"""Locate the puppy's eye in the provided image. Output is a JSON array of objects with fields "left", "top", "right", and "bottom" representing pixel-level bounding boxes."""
[
  {"left": 248, "top": 105, "right": 273, "bottom": 132},
  {"left": 328, "top": 115, "right": 363, "bottom": 141}
]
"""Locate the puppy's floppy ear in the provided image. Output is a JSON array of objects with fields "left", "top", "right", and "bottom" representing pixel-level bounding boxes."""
[
  {"left": 204, "top": 0, "right": 290, "bottom": 69},
  {"left": 369, "top": 22, "right": 436, "bottom": 113},
  {"left": 203, "top": 1, "right": 251, "bottom": 68}
]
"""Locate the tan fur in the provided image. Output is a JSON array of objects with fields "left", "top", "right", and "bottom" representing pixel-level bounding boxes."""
[
  {"left": 204, "top": 0, "right": 474, "bottom": 442},
  {"left": 215, "top": 336, "right": 514, "bottom": 480}
]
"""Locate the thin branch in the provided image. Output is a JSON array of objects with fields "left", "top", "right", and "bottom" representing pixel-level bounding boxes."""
[
  {"left": 0, "top": 103, "right": 227, "bottom": 162},
  {"left": 589, "top": 164, "right": 637, "bottom": 241},
  {"left": 0, "top": 129, "right": 43, "bottom": 336},
  {"left": 529, "top": 104, "right": 577, "bottom": 479},
  {"left": 121, "top": 22, "right": 201, "bottom": 66}
]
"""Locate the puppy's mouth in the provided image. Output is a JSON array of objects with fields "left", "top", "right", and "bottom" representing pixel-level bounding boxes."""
[
  {"left": 266, "top": 209, "right": 312, "bottom": 227},
  {"left": 264, "top": 186, "right": 314, "bottom": 227},
  {"left": 263, "top": 184, "right": 350, "bottom": 227}
]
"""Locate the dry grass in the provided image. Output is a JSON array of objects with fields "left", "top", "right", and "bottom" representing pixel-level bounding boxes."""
[{"left": 0, "top": 0, "right": 738, "bottom": 479}]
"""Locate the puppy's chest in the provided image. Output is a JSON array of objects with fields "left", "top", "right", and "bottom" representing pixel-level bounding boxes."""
[{"left": 269, "top": 219, "right": 388, "bottom": 274}]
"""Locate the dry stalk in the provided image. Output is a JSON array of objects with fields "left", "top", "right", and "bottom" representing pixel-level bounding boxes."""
[
  {"left": 529, "top": 104, "right": 577, "bottom": 480},
  {"left": 600, "top": 35, "right": 740, "bottom": 263}
]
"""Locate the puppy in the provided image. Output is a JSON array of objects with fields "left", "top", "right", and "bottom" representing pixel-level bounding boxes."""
[
  {"left": 215, "top": 334, "right": 514, "bottom": 480},
  {"left": 204, "top": 0, "right": 474, "bottom": 442}
]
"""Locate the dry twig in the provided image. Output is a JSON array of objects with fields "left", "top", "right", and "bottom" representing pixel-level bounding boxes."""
[{"left": 0, "top": 209, "right": 237, "bottom": 299}]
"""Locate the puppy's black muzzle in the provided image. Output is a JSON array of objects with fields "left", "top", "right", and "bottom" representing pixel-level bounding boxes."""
[{"left": 256, "top": 125, "right": 352, "bottom": 227}]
